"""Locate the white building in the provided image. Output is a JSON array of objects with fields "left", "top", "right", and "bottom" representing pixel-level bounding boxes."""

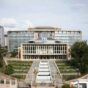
[
  {"left": 0, "top": 26, "right": 5, "bottom": 46},
  {"left": 0, "top": 73, "right": 18, "bottom": 88},
  {"left": 70, "top": 79, "right": 88, "bottom": 88}
]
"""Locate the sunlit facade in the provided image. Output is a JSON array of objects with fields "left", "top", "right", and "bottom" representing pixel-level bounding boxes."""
[{"left": 19, "top": 43, "right": 67, "bottom": 59}]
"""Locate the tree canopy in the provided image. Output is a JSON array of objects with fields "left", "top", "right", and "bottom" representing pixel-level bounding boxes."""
[
  {"left": 4, "top": 65, "right": 14, "bottom": 75},
  {"left": 0, "top": 45, "right": 5, "bottom": 67},
  {"left": 62, "top": 84, "right": 70, "bottom": 88},
  {"left": 71, "top": 41, "right": 88, "bottom": 74},
  {"left": 10, "top": 50, "right": 18, "bottom": 57}
]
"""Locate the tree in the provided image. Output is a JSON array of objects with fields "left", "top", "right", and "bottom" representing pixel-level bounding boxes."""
[
  {"left": 71, "top": 41, "right": 88, "bottom": 74},
  {"left": 10, "top": 50, "right": 18, "bottom": 57},
  {"left": 0, "top": 45, "right": 8, "bottom": 68},
  {"left": 0, "top": 46, "right": 4, "bottom": 67},
  {"left": 4, "top": 65, "right": 14, "bottom": 75}
]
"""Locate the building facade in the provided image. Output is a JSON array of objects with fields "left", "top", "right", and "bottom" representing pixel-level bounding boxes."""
[
  {"left": 55, "top": 30, "right": 82, "bottom": 45},
  {"left": 19, "top": 43, "right": 68, "bottom": 60},
  {"left": 8, "top": 26, "right": 82, "bottom": 59},
  {"left": 0, "top": 26, "right": 5, "bottom": 46}
]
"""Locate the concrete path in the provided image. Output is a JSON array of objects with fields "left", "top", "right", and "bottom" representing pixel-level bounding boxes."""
[
  {"left": 25, "top": 60, "right": 40, "bottom": 85},
  {"left": 49, "top": 60, "right": 63, "bottom": 88}
]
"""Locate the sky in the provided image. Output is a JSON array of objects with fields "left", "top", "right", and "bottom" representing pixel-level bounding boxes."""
[{"left": 0, "top": 0, "right": 88, "bottom": 40}]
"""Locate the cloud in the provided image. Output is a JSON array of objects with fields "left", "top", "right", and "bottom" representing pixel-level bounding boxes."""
[
  {"left": 0, "top": 18, "right": 34, "bottom": 33},
  {"left": 0, "top": 18, "right": 17, "bottom": 28}
]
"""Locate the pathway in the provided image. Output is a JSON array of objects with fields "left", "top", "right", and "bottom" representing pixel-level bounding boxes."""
[{"left": 49, "top": 60, "right": 63, "bottom": 88}]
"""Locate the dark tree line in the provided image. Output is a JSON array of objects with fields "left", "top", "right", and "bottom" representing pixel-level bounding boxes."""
[
  {"left": 70, "top": 41, "right": 88, "bottom": 74},
  {"left": 0, "top": 45, "right": 14, "bottom": 75},
  {"left": 0, "top": 45, "right": 7, "bottom": 67}
]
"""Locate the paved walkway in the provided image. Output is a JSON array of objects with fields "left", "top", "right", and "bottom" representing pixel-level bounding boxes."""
[
  {"left": 49, "top": 60, "right": 63, "bottom": 88},
  {"left": 25, "top": 60, "right": 40, "bottom": 85}
]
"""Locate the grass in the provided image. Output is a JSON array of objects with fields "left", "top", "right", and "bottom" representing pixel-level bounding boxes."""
[
  {"left": 0, "top": 67, "right": 3, "bottom": 72},
  {"left": 12, "top": 74, "right": 26, "bottom": 79},
  {"left": 56, "top": 60, "right": 80, "bottom": 81},
  {"left": 7, "top": 60, "right": 33, "bottom": 79}
]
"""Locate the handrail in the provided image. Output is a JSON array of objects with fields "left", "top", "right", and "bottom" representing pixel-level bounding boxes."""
[{"left": 54, "top": 61, "right": 63, "bottom": 80}]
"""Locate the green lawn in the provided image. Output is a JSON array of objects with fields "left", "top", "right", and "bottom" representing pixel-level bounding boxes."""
[
  {"left": 56, "top": 60, "right": 80, "bottom": 81},
  {"left": 7, "top": 60, "right": 33, "bottom": 79}
]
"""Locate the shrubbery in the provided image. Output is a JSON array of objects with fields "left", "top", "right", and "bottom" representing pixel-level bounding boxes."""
[
  {"left": 62, "top": 84, "right": 70, "bottom": 88},
  {"left": 71, "top": 41, "right": 88, "bottom": 74},
  {"left": 4, "top": 65, "right": 14, "bottom": 75}
]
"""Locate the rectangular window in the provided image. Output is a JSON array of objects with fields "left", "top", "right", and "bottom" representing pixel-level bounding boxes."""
[
  {"left": 11, "top": 80, "right": 15, "bottom": 85},
  {"left": 0, "top": 79, "right": 4, "bottom": 84},
  {"left": 6, "top": 79, "right": 10, "bottom": 84}
]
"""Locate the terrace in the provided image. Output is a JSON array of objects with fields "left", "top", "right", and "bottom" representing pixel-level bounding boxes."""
[
  {"left": 56, "top": 60, "right": 80, "bottom": 81},
  {"left": 7, "top": 60, "right": 33, "bottom": 79}
]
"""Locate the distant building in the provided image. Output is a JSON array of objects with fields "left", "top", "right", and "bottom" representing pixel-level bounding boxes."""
[{"left": 0, "top": 26, "right": 5, "bottom": 46}]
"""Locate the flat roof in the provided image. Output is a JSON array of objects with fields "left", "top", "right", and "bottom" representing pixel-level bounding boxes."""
[
  {"left": 28, "top": 26, "right": 61, "bottom": 32},
  {"left": 8, "top": 30, "right": 28, "bottom": 34},
  {"left": 22, "top": 43, "right": 67, "bottom": 45},
  {"left": 0, "top": 73, "right": 17, "bottom": 80}
]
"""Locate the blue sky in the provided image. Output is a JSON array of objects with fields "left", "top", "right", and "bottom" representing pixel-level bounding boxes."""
[{"left": 0, "top": 0, "right": 88, "bottom": 40}]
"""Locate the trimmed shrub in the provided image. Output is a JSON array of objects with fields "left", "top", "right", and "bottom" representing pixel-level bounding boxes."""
[
  {"left": 4, "top": 65, "right": 14, "bottom": 75},
  {"left": 62, "top": 84, "right": 70, "bottom": 88}
]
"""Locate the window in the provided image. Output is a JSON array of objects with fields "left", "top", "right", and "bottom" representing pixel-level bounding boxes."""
[
  {"left": 11, "top": 80, "right": 15, "bottom": 85},
  {"left": 79, "top": 83, "right": 87, "bottom": 88},
  {"left": 6, "top": 79, "right": 10, "bottom": 84},
  {"left": 0, "top": 79, "right": 4, "bottom": 84}
]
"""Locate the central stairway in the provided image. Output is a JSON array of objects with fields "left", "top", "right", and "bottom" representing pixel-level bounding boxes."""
[
  {"left": 25, "top": 60, "right": 63, "bottom": 88},
  {"left": 36, "top": 60, "right": 52, "bottom": 84}
]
